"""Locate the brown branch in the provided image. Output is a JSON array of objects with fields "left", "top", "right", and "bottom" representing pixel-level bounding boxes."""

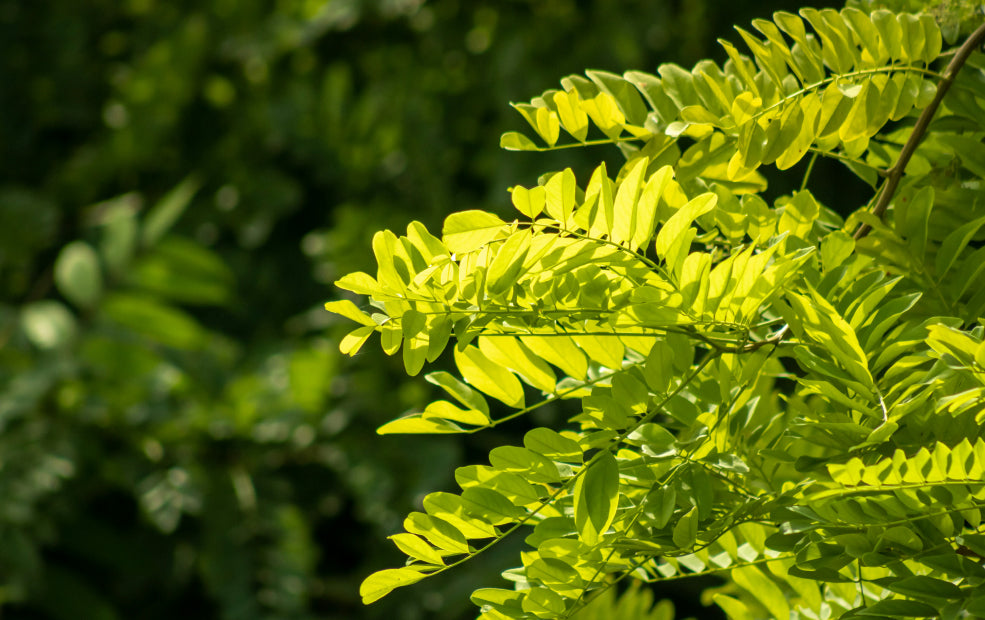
[{"left": 854, "top": 20, "right": 985, "bottom": 240}]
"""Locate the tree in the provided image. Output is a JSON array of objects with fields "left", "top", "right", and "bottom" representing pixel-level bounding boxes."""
[{"left": 328, "top": 1, "right": 985, "bottom": 617}]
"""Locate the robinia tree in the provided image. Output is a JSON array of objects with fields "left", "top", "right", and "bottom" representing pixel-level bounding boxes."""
[{"left": 328, "top": 1, "right": 985, "bottom": 617}]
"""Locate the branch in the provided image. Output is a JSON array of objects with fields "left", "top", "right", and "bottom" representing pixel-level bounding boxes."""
[{"left": 854, "top": 21, "right": 985, "bottom": 240}]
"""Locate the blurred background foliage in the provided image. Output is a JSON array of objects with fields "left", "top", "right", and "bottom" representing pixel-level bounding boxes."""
[{"left": 0, "top": 0, "right": 812, "bottom": 618}]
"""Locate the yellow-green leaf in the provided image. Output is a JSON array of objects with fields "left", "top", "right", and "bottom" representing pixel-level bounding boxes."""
[
  {"left": 454, "top": 345, "right": 525, "bottom": 408},
  {"left": 573, "top": 450, "right": 619, "bottom": 546},
  {"left": 359, "top": 568, "right": 428, "bottom": 605}
]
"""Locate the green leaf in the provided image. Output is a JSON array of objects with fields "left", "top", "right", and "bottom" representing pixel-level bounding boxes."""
[
  {"left": 552, "top": 90, "right": 589, "bottom": 141},
  {"left": 359, "top": 568, "right": 428, "bottom": 605},
  {"left": 573, "top": 450, "right": 619, "bottom": 545},
  {"left": 855, "top": 598, "right": 938, "bottom": 617},
  {"left": 655, "top": 193, "right": 717, "bottom": 267},
  {"left": 544, "top": 168, "right": 577, "bottom": 225},
  {"left": 821, "top": 230, "right": 855, "bottom": 272},
  {"left": 486, "top": 231, "right": 532, "bottom": 296},
  {"left": 340, "top": 325, "right": 375, "bottom": 355},
  {"left": 455, "top": 466, "right": 542, "bottom": 507},
  {"left": 20, "top": 300, "right": 77, "bottom": 350},
  {"left": 425, "top": 371, "right": 490, "bottom": 416},
  {"left": 101, "top": 293, "right": 205, "bottom": 350},
  {"left": 511, "top": 185, "right": 546, "bottom": 219},
  {"left": 672, "top": 506, "right": 698, "bottom": 549},
  {"left": 324, "top": 300, "right": 376, "bottom": 326},
  {"left": 732, "top": 566, "right": 790, "bottom": 619},
  {"left": 99, "top": 201, "right": 138, "bottom": 273},
  {"left": 442, "top": 210, "right": 510, "bottom": 254},
  {"left": 404, "top": 512, "right": 470, "bottom": 554},
  {"left": 935, "top": 214, "right": 985, "bottom": 280},
  {"left": 489, "top": 446, "right": 560, "bottom": 484},
  {"left": 523, "top": 428, "right": 582, "bottom": 463},
  {"left": 423, "top": 492, "right": 496, "bottom": 539},
  {"left": 587, "top": 69, "right": 649, "bottom": 125},
  {"left": 500, "top": 131, "right": 542, "bottom": 151},
  {"left": 454, "top": 345, "right": 525, "bottom": 408},
  {"left": 335, "top": 272, "right": 382, "bottom": 297},
  {"left": 520, "top": 335, "right": 588, "bottom": 381},
  {"left": 526, "top": 557, "right": 584, "bottom": 597},
  {"left": 54, "top": 241, "right": 103, "bottom": 309},
  {"left": 388, "top": 533, "right": 446, "bottom": 566},
  {"left": 422, "top": 400, "right": 490, "bottom": 427},
  {"left": 478, "top": 335, "right": 556, "bottom": 393},
  {"left": 141, "top": 176, "right": 200, "bottom": 247},
  {"left": 876, "top": 575, "right": 963, "bottom": 600},
  {"left": 611, "top": 157, "right": 649, "bottom": 248},
  {"left": 377, "top": 414, "right": 463, "bottom": 435},
  {"left": 521, "top": 587, "right": 567, "bottom": 618},
  {"left": 460, "top": 487, "right": 519, "bottom": 525}
]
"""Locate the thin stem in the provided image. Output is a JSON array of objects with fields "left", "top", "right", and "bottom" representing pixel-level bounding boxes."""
[
  {"left": 854, "top": 21, "right": 985, "bottom": 240},
  {"left": 800, "top": 151, "right": 819, "bottom": 192}
]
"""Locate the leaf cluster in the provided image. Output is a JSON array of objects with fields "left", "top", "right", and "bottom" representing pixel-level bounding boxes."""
[{"left": 330, "top": 3, "right": 985, "bottom": 619}]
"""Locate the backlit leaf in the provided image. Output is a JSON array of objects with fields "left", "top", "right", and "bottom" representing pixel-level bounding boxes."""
[{"left": 573, "top": 450, "right": 619, "bottom": 545}]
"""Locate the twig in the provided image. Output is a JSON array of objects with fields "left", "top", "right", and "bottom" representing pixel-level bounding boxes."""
[{"left": 854, "top": 21, "right": 985, "bottom": 240}]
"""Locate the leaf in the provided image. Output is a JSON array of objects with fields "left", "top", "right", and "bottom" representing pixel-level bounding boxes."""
[
  {"left": 20, "top": 300, "right": 77, "bottom": 350},
  {"left": 876, "top": 575, "right": 963, "bottom": 600},
  {"left": 552, "top": 90, "right": 589, "bottom": 141},
  {"left": 511, "top": 185, "right": 546, "bottom": 219},
  {"left": 655, "top": 193, "right": 717, "bottom": 266},
  {"left": 500, "top": 131, "right": 542, "bottom": 151},
  {"left": 340, "top": 325, "right": 375, "bottom": 355},
  {"left": 486, "top": 231, "right": 532, "bottom": 296},
  {"left": 573, "top": 450, "right": 619, "bottom": 545},
  {"left": 324, "top": 300, "right": 376, "bottom": 326},
  {"left": 611, "top": 157, "right": 649, "bottom": 247},
  {"left": 523, "top": 428, "right": 583, "bottom": 463},
  {"left": 732, "top": 566, "right": 790, "bottom": 619},
  {"left": 336, "top": 273, "right": 384, "bottom": 299},
  {"left": 521, "top": 587, "right": 567, "bottom": 617},
  {"left": 388, "top": 533, "right": 445, "bottom": 566},
  {"left": 460, "top": 487, "right": 519, "bottom": 525},
  {"left": 443, "top": 210, "right": 509, "bottom": 254},
  {"left": 672, "top": 506, "right": 698, "bottom": 549},
  {"left": 130, "top": 237, "right": 234, "bottom": 306},
  {"left": 54, "top": 241, "right": 103, "bottom": 309},
  {"left": 141, "top": 176, "right": 200, "bottom": 247},
  {"left": 101, "top": 293, "right": 204, "bottom": 350},
  {"left": 489, "top": 445, "right": 560, "bottom": 484},
  {"left": 544, "top": 168, "right": 577, "bottom": 225},
  {"left": 423, "top": 492, "right": 496, "bottom": 539},
  {"left": 377, "top": 414, "right": 464, "bottom": 435},
  {"left": 478, "top": 335, "right": 556, "bottom": 393},
  {"left": 520, "top": 335, "right": 589, "bottom": 381},
  {"left": 454, "top": 345, "right": 525, "bottom": 408},
  {"left": 422, "top": 400, "right": 490, "bottom": 427},
  {"left": 404, "top": 512, "right": 470, "bottom": 554},
  {"left": 425, "top": 371, "right": 490, "bottom": 416},
  {"left": 359, "top": 568, "right": 428, "bottom": 605},
  {"left": 935, "top": 214, "right": 985, "bottom": 280},
  {"left": 855, "top": 598, "right": 938, "bottom": 617}
]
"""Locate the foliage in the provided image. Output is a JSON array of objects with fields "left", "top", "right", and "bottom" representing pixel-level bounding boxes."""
[
  {"left": 330, "top": 2, "right": 985, "bottom": 618},
  {"left": 4, "top": 1, "right": 778, "bottom": 618}
]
